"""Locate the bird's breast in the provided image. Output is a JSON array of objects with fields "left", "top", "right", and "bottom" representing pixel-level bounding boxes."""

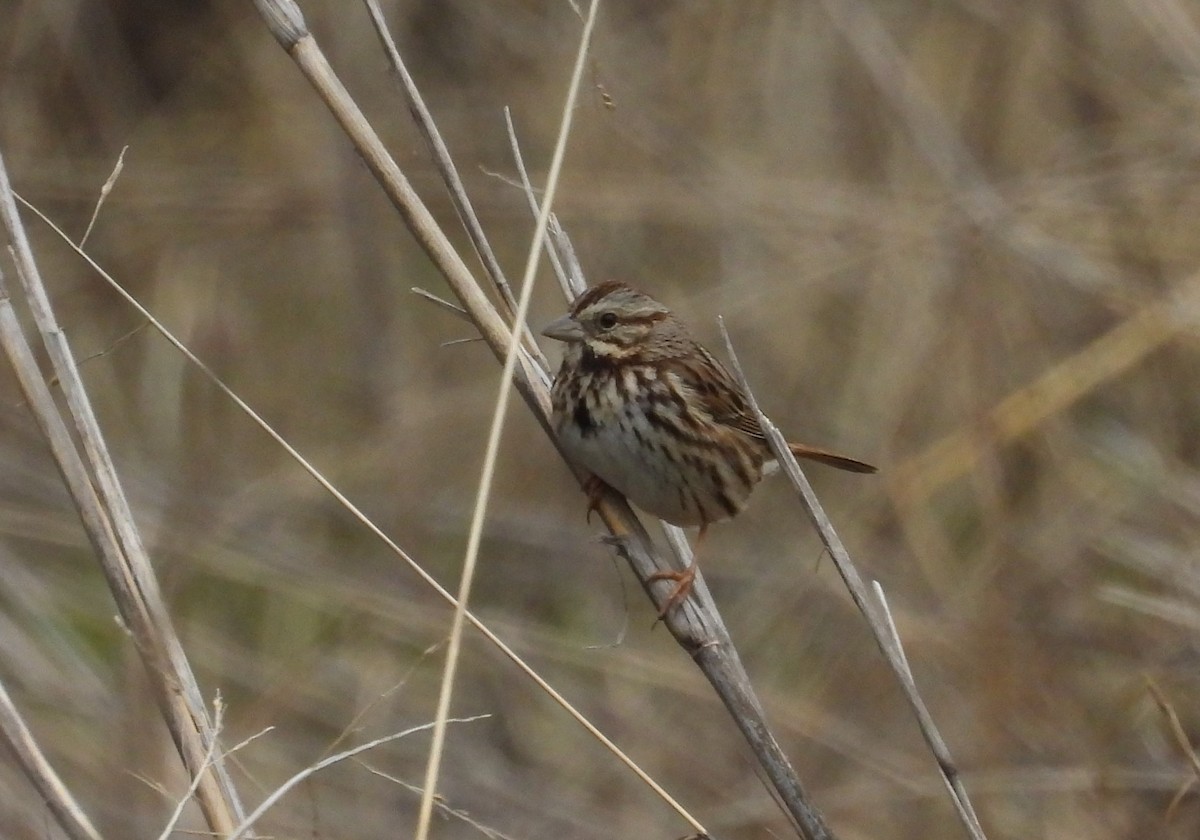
[{"left": 551, "top": 363, "right": 765, "bottom": 527}]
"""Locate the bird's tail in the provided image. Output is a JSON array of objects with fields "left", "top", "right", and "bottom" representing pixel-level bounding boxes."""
[{"left": 787, "top": 442, "right": 877, "bottom": 474}]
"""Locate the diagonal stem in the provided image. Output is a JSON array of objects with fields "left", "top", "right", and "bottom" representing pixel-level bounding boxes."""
[
  {"left": 414, "top": 3, "right": 602, "bottom": 839},
  {"left": 719, "top": 318, "right": 988, "bottom": 840}
]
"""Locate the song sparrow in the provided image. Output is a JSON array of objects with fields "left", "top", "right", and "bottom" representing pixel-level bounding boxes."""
[{"left": 543, "top": 281, "right": 875, "bottom": 616}]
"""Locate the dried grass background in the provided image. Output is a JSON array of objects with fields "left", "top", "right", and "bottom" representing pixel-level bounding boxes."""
[{"left": 3, "top": 1, "right": 1200, "bottom": 838}]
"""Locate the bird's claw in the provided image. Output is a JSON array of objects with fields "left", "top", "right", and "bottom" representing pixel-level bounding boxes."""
[
  {"left": 598, "top": 533, "right": 632, "bottom": 550},
  {"left": 582, "top": 474, "right": 610, "bottom": 523},
  {"left": 646, "top": 563, "right": 697, "bottom": 621}
]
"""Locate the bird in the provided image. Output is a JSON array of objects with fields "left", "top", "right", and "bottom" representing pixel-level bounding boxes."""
[{"left": 542, "top": 281, "right": 875, "bottom": 616}]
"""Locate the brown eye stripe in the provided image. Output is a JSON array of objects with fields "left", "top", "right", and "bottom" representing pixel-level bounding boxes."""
[
  {"left": 619, "top": 311, "right": 668, "bottom": 326},
  {"left": 588, "top": 315, "right": 667, "bottom": 342}
]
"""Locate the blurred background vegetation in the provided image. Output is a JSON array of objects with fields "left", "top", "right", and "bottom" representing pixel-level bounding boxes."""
[{"left": 2, "top": 1, "right": 1200, "bottom": 838}]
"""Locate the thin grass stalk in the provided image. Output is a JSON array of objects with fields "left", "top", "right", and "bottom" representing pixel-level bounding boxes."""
[
  {"left": 0, "top": 148, "right": 246, "bottom": 836},
  {"left": 0, "top": 647, "right": 103, "bottom": 840},
  {"left": 413, "top": 3, "right": 600, "bottom": 837},
  {"left": 253, "top": 1, "right": 844, "bottom": 836},
  {"left": 227, "top": 716, "right": 490, "bottom": 840},
  {"left": 891, "top": 272, "right": 1200, "bottom": 506},
  {"left": 155, "top": 698, "right": 226, "bottom": 840},
  {"left": 15, "top": 194, "right": 708, "bottom": 836},
  {"left": 872, "top": 584, "right": 986, "bottom": 838},
  {"left": 498, "top": 61, "right": 836, "bottom": 840},
  {"left": 361, "top": 0, "right": 519, "bottom": 321},
  {"left": 718, "top": 320, "right": 988, "bottom": 840},
  {"left": 502, "top": 107, "right": 576, "bottom": 301}
]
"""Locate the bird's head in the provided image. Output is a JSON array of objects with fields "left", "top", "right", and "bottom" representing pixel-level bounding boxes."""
[{"left": 541, "top": 282, "right": 687, "bottom": 362}]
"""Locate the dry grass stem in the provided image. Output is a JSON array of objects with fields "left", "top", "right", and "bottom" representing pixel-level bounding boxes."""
[
  {"left": 501, "top": 40, "right": 841, "bottom": 840},
  {"left": 361, "top": 0, "right": 517, "bottom": 319},
  {"left": 156, "top": 697, "right": 227, "bottom": 840},
  {"left": 891, "top": 271, "right": 1200, "bottom": 507},
  {"left": 411, "top": 287, "right": 470, "bottom": 321},
  {"left": 7, "top": 2, "right": 1197, "bottom": 838},
  {"left": 324, "top": 642, "right": 442, "bottom": 761},
  {"left": 357, "top": 761, "right": 519, "bottom": 840},
  {"left": 0, "top": 150, "right": 247, "bottom": 835},
  {"left": 251, "top": 1, "right": 853, "bottom": 836},
  {"left": 254, "top": 2, "right": 549, "bottom": 418},
  {"left": 502, "top": 107, "right": 579, "bottom": 302},
  {"left": 872, "top": 584, "right": 986, "bottom": 838},
  {"left": 79, "top": 145, "right": 126, "bottom": 249},
  {"left": 0, "top": 674, "right": 103, "bottom": 840},
  {"left": 226, "top": 715, "right": 490, "bottom": 840},
  {"left": 1146, "top": 679, "right": 1200, "bottom": 800},
  {"left": 718, "top": 320, "right": 987, "bottom": 840},
  {"left": 413, "top": 3, "right": 600, "bottom": 837},
  {"left": 18, "top": 186, "right": 704, "bottom": 835}
]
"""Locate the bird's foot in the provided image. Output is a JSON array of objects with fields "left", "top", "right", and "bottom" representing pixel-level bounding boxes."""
[
  {"left": 583, "top": 474, "right": 612, "bottom": 523},
  {"left": 646, "top": 562, "right": 697, "bottom": 620}
]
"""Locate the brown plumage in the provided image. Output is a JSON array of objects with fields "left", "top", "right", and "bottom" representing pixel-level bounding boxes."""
[{"left": 542, "top": 282, "right": 876, "bottom": 615}]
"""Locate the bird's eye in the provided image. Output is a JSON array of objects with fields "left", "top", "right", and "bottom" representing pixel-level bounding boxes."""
[{"left": 598, "top": 312, "right": 618, "bottom": 329}]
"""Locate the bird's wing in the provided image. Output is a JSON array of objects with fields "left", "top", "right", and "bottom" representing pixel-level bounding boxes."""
[
  {"left": 674, "top": 345, "right": 878, "bottom": 474},
  {"left": 672, "top": 345, "right": 766, "bottom": 441}
]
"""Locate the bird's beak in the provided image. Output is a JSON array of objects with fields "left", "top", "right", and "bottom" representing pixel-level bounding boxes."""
[{"left": 541, "top": 314, "right": 584, "bottom": 342}]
